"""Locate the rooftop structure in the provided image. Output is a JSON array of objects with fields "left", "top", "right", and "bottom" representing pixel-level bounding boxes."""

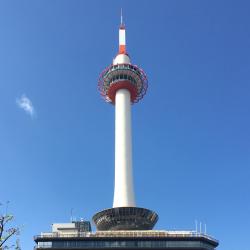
[
  {"left": 93, "top": 11, "right": 157, "bottom": 232},
  {"left": 51, "top": 222, "right": 91, "bottom": 234}
]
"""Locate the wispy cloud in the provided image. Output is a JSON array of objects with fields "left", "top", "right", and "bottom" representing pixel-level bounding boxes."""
[{"left": 16, "top": 94, "right": 35, "bottom": 117}]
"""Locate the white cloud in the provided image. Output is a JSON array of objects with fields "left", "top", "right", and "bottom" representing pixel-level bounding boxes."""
[{"left": 16, "top": 94, "right": 35, "bottom": 117}]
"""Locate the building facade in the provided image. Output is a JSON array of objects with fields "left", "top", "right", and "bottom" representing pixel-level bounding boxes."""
[{"left": 34, "top": 224, "right": 218, "bottom": 250}]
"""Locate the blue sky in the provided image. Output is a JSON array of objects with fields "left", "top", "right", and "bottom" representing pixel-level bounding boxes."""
[{"left": 0, "top": 1, "right": 249, "bottom": 249}]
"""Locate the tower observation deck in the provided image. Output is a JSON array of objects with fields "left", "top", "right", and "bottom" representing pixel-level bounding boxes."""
[{"left": 93, "top": 16, "right": 158, "bottom": 231}]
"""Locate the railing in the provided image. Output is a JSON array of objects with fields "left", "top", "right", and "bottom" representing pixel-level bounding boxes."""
[
  {"left": 34, "top": 230, "right": 218, "bottom": 244},
  {"left": 98, "top": 63, "right": 148, "bottom": 103}
]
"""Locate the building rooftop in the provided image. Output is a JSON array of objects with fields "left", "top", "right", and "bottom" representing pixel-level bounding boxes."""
[
  {"left": 34, "top": 230, "right": 219, "bottom": 249},
  {"left": 35, "top": 230, "right": 216, "bottom": 240},
  {"left": 34, "top": 222, "right": 218, "bottom": 249}
]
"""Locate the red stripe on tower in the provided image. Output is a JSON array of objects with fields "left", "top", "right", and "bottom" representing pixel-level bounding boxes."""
[{"left": 119, "top": 26, "right": 126, "bottom": 54}]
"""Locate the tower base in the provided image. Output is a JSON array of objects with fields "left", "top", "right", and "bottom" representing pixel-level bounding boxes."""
[{"left": 92, "top": 207, "right": 158, "bottom": 231}]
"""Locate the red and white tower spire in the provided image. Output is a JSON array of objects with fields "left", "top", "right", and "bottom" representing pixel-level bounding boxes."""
[
  {"left": 94, "top": 13, "right": 157, "bottom": 231},
  {"left": 113, "top": 12, "right": 130, "bottom": 66},
  {"left": 119, "top": 9, "right": 126, "bottom": 54}
]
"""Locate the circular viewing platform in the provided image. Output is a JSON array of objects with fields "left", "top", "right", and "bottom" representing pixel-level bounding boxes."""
[
  {"left": 98, "top": 64, "right": 148, "bottom": 104},
  {"left": 92, "top": 207, "right": 158, "bottom": 231}
]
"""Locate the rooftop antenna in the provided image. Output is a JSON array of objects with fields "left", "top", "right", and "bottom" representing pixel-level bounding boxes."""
[
  {"left": 195, "top": 220, "right": 198, "bottom": 235},
  {"left": 70, "top": 208, "right": 74, "bottom": 222}
]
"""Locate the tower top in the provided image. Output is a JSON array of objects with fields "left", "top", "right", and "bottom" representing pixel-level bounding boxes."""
[
  {"left": 120, "top": 8, "right": 124, "bottom": 27},
  {"left": 114, "top": 10, "right": 130, "bottom": 65},
  {"left": 118, "top": 10, "right": 127, "bottom": 55},
  {"left": 98, "top": 14, "right": 148, "bottom": 104}
]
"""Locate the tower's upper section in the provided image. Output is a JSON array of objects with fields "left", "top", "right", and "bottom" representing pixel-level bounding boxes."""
[
  {"left": 112, "top": 20, "right": 131, "bottom": 65},
  {"left": 98, "top": 16, "right": 148, "bottom": 104}
]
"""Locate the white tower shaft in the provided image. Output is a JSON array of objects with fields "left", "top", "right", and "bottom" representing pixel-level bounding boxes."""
[{"left": 113, "top": 89, "right": 135, "bottom": 207}]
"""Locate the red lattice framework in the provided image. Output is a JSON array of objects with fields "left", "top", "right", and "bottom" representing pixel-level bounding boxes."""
[{"left": 98, "top": 63, "right": 148, "bottom": 104}]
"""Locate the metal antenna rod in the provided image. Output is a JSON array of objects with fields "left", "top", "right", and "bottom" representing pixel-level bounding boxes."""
[
  {"left": 121, "top": 8, "right": 123, "bottom": 25},
  {"left": 70, "top": 208, "right": 73, "bottom": 222}
]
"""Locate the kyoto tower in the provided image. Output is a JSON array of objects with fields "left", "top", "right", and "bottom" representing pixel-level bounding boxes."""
[{"left": 93, "top": 13, "right": 158, "bottom": 231}]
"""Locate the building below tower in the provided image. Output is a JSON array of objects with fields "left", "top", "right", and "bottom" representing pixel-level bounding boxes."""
[{"left": 34, "top": 221, "right": 218, "bottom": 250}]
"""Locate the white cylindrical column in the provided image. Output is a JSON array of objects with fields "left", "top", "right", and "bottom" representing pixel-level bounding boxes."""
[{"left": 113, "top": 89, "right": 135, "bottom": 207}]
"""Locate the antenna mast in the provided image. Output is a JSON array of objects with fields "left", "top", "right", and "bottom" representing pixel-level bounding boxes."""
[{"left": 120, "top": 8, "right": 124, "bottom": 26}]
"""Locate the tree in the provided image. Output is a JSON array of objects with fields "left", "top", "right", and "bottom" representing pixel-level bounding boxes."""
[{"left": 0, "top": 202, "right": 21, "bottom": 250}]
